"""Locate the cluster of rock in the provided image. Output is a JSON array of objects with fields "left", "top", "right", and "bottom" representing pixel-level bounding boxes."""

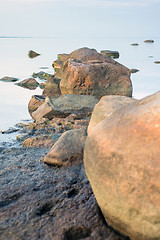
[{"left": 19, "top": 47, "right": 160, "bottom": 240}]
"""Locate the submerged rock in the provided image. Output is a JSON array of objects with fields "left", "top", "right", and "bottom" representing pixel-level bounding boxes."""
[
  {"left": 130, "top": 69, "right": 139, "bottom": 73},
  {"left": 100, "top": 50, "right": 119, "bottom": 59},
  {"left": 28, "top": 50, "right": 40, "bottom": 58},
  {"left": 144, "top": 39, "right": 154, "bottom": 43},
  {"left": 154, "top": 61, "right": 160, "bottom": 64},
  {"left": 131, "top": 43, "right": 139, "bottom": 46},
  {"left": 0, "top": 76, "right": 18, "bottom": 82},
  {"left": 84, "top": 91, "right": 160, "bottom": 240},
  {"left": 17, "top": 78, "right": 39, "bottom": 90}
]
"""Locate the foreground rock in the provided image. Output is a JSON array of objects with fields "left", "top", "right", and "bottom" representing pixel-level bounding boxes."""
[
  {"left": 53, "top": 47, "right": 132, "bottom": 99},
  {"left": 87, "top": 95, "right": 136, "bottom": 135},
  {"left": 31, "top": 94, "right": 99, "bottom": 121},
  {"left": 100, "top": 50, "right": 119, "bottom": 59},
  {"left": 0, "top": 146, "right": 127, "bottom": 240},
  {"left": 0, "top": 76, "right": 18, "bottom": 82},
  {"left": 28, "top": 50, "right": 40, "bottom": 58},
  {"left": 84, "top": 91, "right": 160, "bottom": 240},
  {"left": 44, "top": 128, "right": 87, "bottom": 166},
  {"left": 17, "top": 78, "right": 39, "bottom": 90}
]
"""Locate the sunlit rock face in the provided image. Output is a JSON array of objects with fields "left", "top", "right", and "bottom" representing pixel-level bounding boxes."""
[{"left": 84, "top": 91, "right": 160, "bottom": 240}]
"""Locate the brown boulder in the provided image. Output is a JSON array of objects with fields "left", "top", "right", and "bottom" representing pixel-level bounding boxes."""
[
  {"left": 42, "top": 76, "right": 61, "bottom": 97},
  {"left": 44, "top": 128, "right": 87, "bottom": 166},
  {"left": 52, "top": 48, "right": 132, "bottom": 99},
  {"left": 60, "top": 58, "right": 132, "bottom": 99},
  {"left": 84, "top": 91, "right": 160, "bottom": 240},
  {"left": 28, "top": 95, "right": 46, "bottom": 115},
  {"left": 17, "top": 78, "right": 39, "bottom": 90},
  {"left": 87, "top": 95, "right": 136, "bottom": 135}
]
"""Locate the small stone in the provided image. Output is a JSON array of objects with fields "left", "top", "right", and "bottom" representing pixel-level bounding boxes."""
[
  {"left": 131, "top": 43, "right": 139, "bottom": 46},
  {"left": 0, "top": 76, "right": 19, "bottom": 82},
  {"left": 130, "top": 69, "right": 139, "bottom": 73},
  {"left": 154, "top": 61, "right": 160, "bottom": 64},
  {"left": 100, "top": 50, "right": 119, "bottom": 59},
  {"left": 17, "top": 78, "right": 39, "bottom": 90},
  {"left": 144, "top": 39, "right": 154, "bottom": 43},
  {"left": 28, "top": 50, "right": 40, "bottom": 58}
]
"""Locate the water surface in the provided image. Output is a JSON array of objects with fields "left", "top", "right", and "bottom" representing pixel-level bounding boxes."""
[{"left": 0, "top": 37, "right": 160, "bottom": 143}]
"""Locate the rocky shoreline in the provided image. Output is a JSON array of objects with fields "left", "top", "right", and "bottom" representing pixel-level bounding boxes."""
[{"left": 0, "top": 47, "right": 159, "bottom": 240}]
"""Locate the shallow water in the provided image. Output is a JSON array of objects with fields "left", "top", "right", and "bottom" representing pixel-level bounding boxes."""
[{"left": 0, "top": 37, "right": 160, "bottom": 144}]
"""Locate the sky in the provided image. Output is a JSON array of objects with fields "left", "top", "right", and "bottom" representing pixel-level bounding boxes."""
[{"left": 0, "top": 0, "right": 160, "bottom": 38}]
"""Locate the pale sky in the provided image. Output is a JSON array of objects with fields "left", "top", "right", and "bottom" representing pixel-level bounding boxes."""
[{"left": 0, "top": 0, "right": 160, "bottom": 38}]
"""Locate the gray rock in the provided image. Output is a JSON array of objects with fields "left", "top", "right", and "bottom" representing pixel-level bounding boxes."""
[
  {"left": 0, "top": 76, "right": 19, "bottom": 82},
  {"left": 31, "top": 94, "right": 99, "bottom": 121},
  {"left": 28, "top": 50, "right": 40, "bottom": 58},
  {"left": 17, "top": 78, "right": 39, "bottom": 90}
]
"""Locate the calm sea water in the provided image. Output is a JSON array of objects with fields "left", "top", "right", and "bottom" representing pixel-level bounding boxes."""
[{"left": 0, "top": 37, "right": 160, "bottom": 144}]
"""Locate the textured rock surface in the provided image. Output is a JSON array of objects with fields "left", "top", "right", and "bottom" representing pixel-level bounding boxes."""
[
  {"left": 0, "top": 145, "right": 128, "bottom": 240},
  {"left": 17, "top": 78, "right": 39, "bottom": 90},
  {"left": 44, "top": 128, "right": 87, "bottom": 166},
  {"left": 31, "top": 94, "right": 99, "bottom": 121},
  {"left": 28, "top": 95, "right": 46, "bottom": 115},
  {"left": 84, "top": 91, "right": 160, "bottom": 240},
  {"left": 53, "top": 47, "right": 132, "bottom": 99},
  {"left": 100, "top": 50, "right": 119, "bottom": 59},
  {"left": 60, "top": 51, "right": 132, "bottom": 98},
  {"left": 88, "top": 95, "right": 136, "bottom": 134},
  {"left": 42, "top": 76, "right": 61, "bottom": 97}
]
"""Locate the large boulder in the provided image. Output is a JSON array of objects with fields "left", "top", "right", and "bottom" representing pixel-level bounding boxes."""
[
  {"left": 53, "top": 48, "right": 132, "bottom": 99},
  {"left": 31, "top": 94, "right": 99, "bottom": 121},
  {"left": 87, "top": 95, "right": 136, "bottom": 135},
  {"left": 84, "top": 91, "right": 160, "bottom": 240},
  {"left": 60, "top": 58, "right": 132, "bottom": 99},
  {"left": 44, "top": 128, "right": 87, "bottom": 166}
]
